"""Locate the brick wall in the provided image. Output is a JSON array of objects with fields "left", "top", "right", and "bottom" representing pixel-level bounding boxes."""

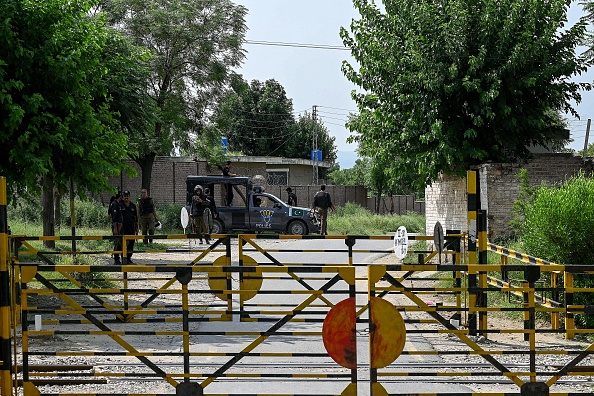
[
  {"left": 425, "top": 173, "right": 468, "bottom": 236},
  {"left": 482, "top": 153, "right": 593, "bottom": 239},
  {"left": 426, "top": 154, "right": 594, "bottom": 240},
  {"left": 96, "top": 157, "right": 369, "bottom": 209}
]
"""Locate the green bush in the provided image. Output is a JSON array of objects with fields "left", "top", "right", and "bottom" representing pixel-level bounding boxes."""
[
  {"left": 60, "top": 198, "right": 110, "bottom": 228},
  {"left": 157, "top": 203, "right": 187, "bottom": 232},
  {"left": 515, "top": 172, "right": 594, "bottom": 327},
  {"left": 7, "top": 196, "right": 42, "bottom": 223},
  {"left": 518, "top": 173, "right": 594, "bottom": 265}
]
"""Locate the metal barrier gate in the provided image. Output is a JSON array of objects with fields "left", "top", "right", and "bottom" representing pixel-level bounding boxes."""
[{"left": 2, "top": 176, "right": 594, "bottom": 395}]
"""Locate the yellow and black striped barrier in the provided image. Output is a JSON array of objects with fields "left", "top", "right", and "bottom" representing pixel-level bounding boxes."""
[
  {"left": 368, "top": 262, "right": 594, "bottom": 394},
  {"left": 15, "top": 259, "right": 357, "bottom": 395},
  {"left": 6, "top": 209, "right": 594, "bottom": 395},
  {"left": 0, "top": 177, "right": 12, "bottom": 396}
]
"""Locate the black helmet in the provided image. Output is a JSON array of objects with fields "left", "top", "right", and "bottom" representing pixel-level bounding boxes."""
[
  {"left": 204, "top": 187, "right": 210, "bottom": 195},
  {"left": 194, "top": 185, "right": 203, "bottom": 192}
]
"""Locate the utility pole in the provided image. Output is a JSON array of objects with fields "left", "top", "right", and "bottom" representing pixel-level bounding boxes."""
[
  {"left": 583, "top": 118, "right": 591, "bottom": 163},
  {"left": 312, "top": 105, "right": 319, "bottom": 185}
]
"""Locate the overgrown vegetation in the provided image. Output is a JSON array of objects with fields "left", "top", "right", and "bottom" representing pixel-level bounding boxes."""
[
  {"left": 9, "top": 198, "right": 425, "bottom": 237},
  {"left": 511, "top": 171, "right": 594, "bottom": 328},
  {"left": 328, "top": 202, "right": 425, "bottom": 235}
]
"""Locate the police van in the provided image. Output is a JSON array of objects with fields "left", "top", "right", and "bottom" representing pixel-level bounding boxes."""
[{"left": 185, "top": 176, "right": 320, "bottom": 235}]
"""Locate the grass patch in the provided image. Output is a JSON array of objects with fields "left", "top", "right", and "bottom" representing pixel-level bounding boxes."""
[
  {"left": 29, "top": 254, "right": 116, "bottom": 290},
  {"left": 328, "top": 202, "right": 425, "bottom": 235}
]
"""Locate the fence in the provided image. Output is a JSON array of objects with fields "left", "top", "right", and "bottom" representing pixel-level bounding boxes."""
[
  {"left": 3, "top": 229, "right": 594, "bottom": 395},
  {"left": 366, "top": 195, "right": 425, "bottom": 215}
]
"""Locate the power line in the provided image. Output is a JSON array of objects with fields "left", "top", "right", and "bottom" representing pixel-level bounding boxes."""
[
  {"left": 245, "top": 40, "right": 349, "bottom": 51},
  {"left": 317, "top": 105, "right": 358, "bottom": 112}
]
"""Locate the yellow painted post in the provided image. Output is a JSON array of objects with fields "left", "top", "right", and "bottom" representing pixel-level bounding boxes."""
[
  {"left": 528, "top": 279, "right": 536, "bottom": 382},
  {"left": 0, "top": 177, "right": 13, "bottom": 396},
  {"left": 467, "top": 170, "right": 478, "bottom": 335},
  {"left": 565, "top": 272, "right": 574, "bottom": 339},
  {"left": 551, "top": 272, "right": 559, "bottom": 330}
]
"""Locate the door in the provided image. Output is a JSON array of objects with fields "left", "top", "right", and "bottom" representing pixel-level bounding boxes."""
[{"left": 249, "top": 194, "right": 288, "bottom": 232}]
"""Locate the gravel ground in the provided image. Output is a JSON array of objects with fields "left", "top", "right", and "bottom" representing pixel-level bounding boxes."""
[{"left": 11, "top": 241, "right": 594, "bottom": 395}]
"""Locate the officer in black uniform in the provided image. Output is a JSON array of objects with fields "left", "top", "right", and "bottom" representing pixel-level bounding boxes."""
[
  {"left": 120, "top": 191, "right": 139, "bottom": 263},
  {"left": 108, "top": 192, "right": 123, "bottom": 264},
  {"left": 286, "top": 187, "right": 298, "bottom": 206},
  {"left": 191, "top": 185, "right": 210, "bottom": 244}
]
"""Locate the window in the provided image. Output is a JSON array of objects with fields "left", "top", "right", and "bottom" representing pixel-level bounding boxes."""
[{"left": 266, "top": 170, "right": 288, "bottom": 186}]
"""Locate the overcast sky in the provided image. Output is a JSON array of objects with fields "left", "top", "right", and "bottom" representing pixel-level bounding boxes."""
[{"left": 233, "top": 1, "right": 594, "bottom": 168}]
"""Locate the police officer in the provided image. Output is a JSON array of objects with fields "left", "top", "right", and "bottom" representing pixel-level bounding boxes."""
[
  {"left": 313, "top": 185, "right": 336, "bottom": 236},
  {"left": 191, "top": 185, "right": 210, "bottom": 244},
  {"left": 286, "top": 187, "right": 298, "bottom": 206},
  {"left": 222, "top": 161, "right": 237, "bottom": 206},
  {"left": 120, "top": 191, "right": 139, "bottom": 263},
  {"left": 137, "top": 188, "right": 158, "bottom": 245},
  {"left": 108, "top": 192, "right": 123, "bottom": 264}
]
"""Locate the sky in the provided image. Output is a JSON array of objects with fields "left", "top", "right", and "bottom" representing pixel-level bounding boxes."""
[{"left": 233, "top": 1, "right": 594, "bottom": 169}]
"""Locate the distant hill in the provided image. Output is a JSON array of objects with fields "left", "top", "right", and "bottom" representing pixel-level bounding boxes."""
[{"left": 336, "top": 151, "right": 357, "bottom": 169}]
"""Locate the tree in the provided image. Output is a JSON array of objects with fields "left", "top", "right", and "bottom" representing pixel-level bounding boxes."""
[
  {"left": 214, "top": 78, "right": 297, "bottom": 156},
  {"left": 341, "top": 0, "right": 590, "bottom": 189},
  {"left": 100, "top": 0, "right": 247, "bottom": 195},
  {"left": 328, "top": 157, "right": 370, "bottom": 186},
  {"left": 214, "top": 78, "right": 337, "bottom": 162},
  {"left": 0, "top": 0, "right": 136, "bottom": 244}
]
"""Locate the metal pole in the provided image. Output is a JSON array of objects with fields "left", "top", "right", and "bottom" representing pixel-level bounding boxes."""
[
  {"left": 312, "top": 105, "right": 318, "bottom": 185},
  {"left": 70, "top": 176, "right": 76, "bottom": 255},
  {"left": 582, "top": 118, "right": 591, "bottom": 162}
]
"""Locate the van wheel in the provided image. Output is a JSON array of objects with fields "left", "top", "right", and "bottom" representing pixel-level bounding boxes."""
[
  {"left": 287, "top": 220, "right": 307, "bottom": 235},
  {"left": 211, "top": 219, "right": 224, "bottom": 234}
]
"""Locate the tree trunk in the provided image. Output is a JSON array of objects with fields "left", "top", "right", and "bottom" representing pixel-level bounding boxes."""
[
  {"left": 54, "top": 190, "right": 61, "bottom": 230},
  {"left": 136, "top": 153, "right": 156, "bottom": 196},
  {"left": 42, "top": 175, "right": 55, "bottom": 249},
  {"left": 375, "top": 188, "right": 383, "bottom": 214}
]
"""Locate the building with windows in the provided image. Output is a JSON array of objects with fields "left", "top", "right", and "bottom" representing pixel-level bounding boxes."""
[{"left": 101, "top": 155, "right": 334, "bottom": 206}]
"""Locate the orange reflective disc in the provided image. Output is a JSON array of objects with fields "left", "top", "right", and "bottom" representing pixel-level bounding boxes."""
[
  {"left": 369, "top": 297, "right": 406, "bottom": 368},
  {"left": 322, "top": 297, "right": 357, "bottom": 369}
]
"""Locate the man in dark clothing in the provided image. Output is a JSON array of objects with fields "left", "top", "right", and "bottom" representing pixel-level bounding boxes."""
[
  {"left": 286, "top": 187, "right": 298, "bottom": 206},
  {"left": 108, "top": 192, "right": 123, "bottom": 264},
  {"left": 120, "top": 191, "right": 139, "bottom": 263},
  {"left": 204, "top": 187, "right": 218, "bottom": 219},
  {"left": 137, "top": 188, "right": 158, "bottom": 245},
  {"left": 313, "top": 185, "right": 336, "bottom": 236},
  {"left": 191, "top": 185, "right": 210, "bottom": 244},
  {"left": 222, "top": 160, "right": 237, "bottom": 206}
]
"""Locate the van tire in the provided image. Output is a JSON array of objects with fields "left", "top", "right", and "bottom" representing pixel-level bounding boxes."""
[
  {"left": 287, "top": 220, "right": 307, "bottom": 235},
  {"left": 211, "top": 219, "right": 224, "bottom": 234}
]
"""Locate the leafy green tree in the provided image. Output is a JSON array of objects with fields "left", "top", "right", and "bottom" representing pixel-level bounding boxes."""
[
  {"left": 214, "top": 78, "right": 337, "bottom": 162},
  {"left": 100, "top": 0, "right": 247, "bottom": 193},
  {"left": 0, "top": 0, "right": 132, "bottom": 198},
  {"left": 328, "top": 157, "right": 370, "bottom": 186},
  {"left": 215, "top": 78, "right": 295, "bottom": 156},
  {"left": 341, "top": 0, "right": 590, "bottom": 189},
  {"left": 0, "top": 0, "right": 149, "bottom": 244}
]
